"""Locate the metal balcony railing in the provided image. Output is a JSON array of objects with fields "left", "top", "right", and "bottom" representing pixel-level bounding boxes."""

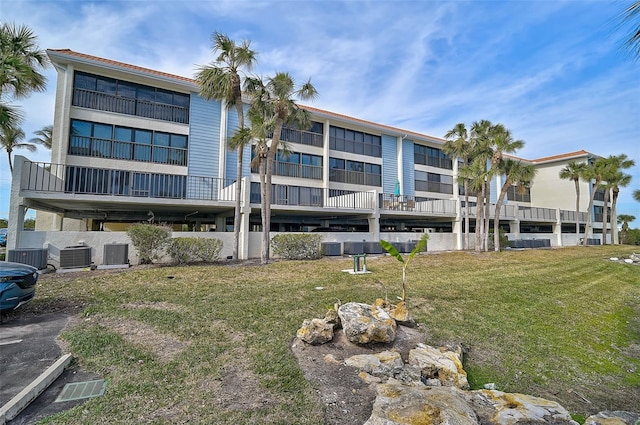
[
  {"left": 252, "top": 161, "right": 322, "bottom": 180},
  {"left": 379, "top": 194, "right": 457, "bottom": 216},
  {"left": 519, "top": 207, "right": 557, "bottom": 221},
  {"left": 19, "top": 161, "right": 235, "bottom": 202},
  {"left": 560, "top": 210, "right": 588, "bottom": 222},
  {"left": 73, "top": 88, "right": 189, "bottom": 124}
]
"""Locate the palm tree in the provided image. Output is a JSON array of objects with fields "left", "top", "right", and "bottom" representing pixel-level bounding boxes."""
[
  {"left": 443, "top": 123, "right": 473, "bottom": 250},
  {"left": 458, "top": 158, "right": 488, "bottom": 252},
  {"left": 245, "top": 73, "right": 317, "bottom": 264},
  {"left": 582, "top": 157, "right": 608, "bottom": 246},
  {"left": 194, "top": 32, "right": 257, "bottom": 261},
  {"left": 0, "top": 23, "right": 48, "bottom": 129},
  {"left": 634, "top": 189, "right": 640, "bottom": 202},
  {"left": 29, "top": 124, "right": 52, "bottom": 149},
  {"left": 605, "top": 154, "right": 634, "bottom": 244},
  {"left": 1, "top": 123, "right": 34, "bottom": 173},
  {"left": 559, "top": 161, "right": 589, "bottom": 237},
  {"left": 494, "top": 159, "right": 536, "bottom": 251},
  {"left": 487, "top": 124, "right": 524, "bottom": 251},
  {"left": 470, "top": 120, "right": 494, "bottom": 251},
  {"left": 618, "top": 214, "right": 635, "bottom": 244},
  {"left": 622, "top": 1, "right": 640, "bottom": 59}
]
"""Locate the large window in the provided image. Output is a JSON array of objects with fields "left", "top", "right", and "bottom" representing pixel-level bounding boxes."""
[
  {"left": 506, "top": 186, "right": 531, "bottom": 203},
  {"left": 69, "top": 119, "right": 188, "bottom": 166},
  {"left": 281, "top": 121, "right": 324, "bottom": 147},
  {"left": 72, "top": 71, "right": 190, "bottom": 124},
  {"left": 415, "top": 171, "right": 453, "bottom": 194},
  {"left": 414, "top": 145, "right": 452, "bottom": 169},
  {"left": 251, "top": 149, "right": 322, "bottom": 179},
  {"left": 329, "top": 157, "right": 381, "bottom": 186},
  {"left": 329, "top": 125, "right": 381, "bottom": 157}
]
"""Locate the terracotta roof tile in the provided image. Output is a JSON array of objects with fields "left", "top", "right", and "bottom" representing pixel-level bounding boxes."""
[
  {"left": 530, "top": 150, "right": 590, "bottom": 163},
  {"left": 47, "top": 49, "right": 195, "bottom": 84}
]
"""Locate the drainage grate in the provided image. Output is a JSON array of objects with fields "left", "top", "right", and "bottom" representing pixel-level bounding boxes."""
[{"left": 55, "top": 379, "right": 107, "bottom": 403}]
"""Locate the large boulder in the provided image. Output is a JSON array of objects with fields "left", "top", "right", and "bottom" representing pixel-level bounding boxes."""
[
  {"left": 584, "top": 411, "right": 640, "bottom": 425},
  {"left": 364, "top": 384, "right": 478, "bottom": 425},
  {"left": 338, "top": 302, "right": 397, "bottom": 344},
  {"left": 464, "top": 389, "right": 579, "bottom": 424},
  {"left": 408, "top": 343, "right": 469, "bottom": 389}
]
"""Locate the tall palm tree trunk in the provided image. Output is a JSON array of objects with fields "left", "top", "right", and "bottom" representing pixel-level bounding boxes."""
[
  {"left": 574, "top": 178, "right": 581, "bottom": 237},
  {"left": 232, "top": 97, "right": 245, "bottom": 261},
  {"left": 582, "top": 182, "right": 599, "bottom": 247},
  {"left": 259, "top": 156, "right": 268, "bottom": 264},
  {"left": 601, "top": 188, "right": 610, "bottom": 245},
  {"left": 475, "top": 187, "right": 484, "bottom": 252},
  {"left": 611, "top": 187, "right": 620, "bottom": 244},
  {"left": 494, "top": 182, "right": 511, "bottom": 252},
  {"left": 464, "top": 182, "right": 470, "bottom": 250},
  {"left": 483, "top": 180, "right": 491, "bottom": 251},
  {"left": 7, "top": 151, "right": 13, "bottom": 174}
]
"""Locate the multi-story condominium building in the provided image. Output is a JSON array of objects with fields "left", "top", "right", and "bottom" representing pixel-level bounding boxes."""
[{"left": 7, "top": 49, "right": 608, "bottom": 262}]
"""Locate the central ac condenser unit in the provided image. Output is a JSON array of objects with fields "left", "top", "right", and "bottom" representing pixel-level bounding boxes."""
[
  {"left": 59, "top": 246, "right": 92, "bottom": 269},
  {"left": 103, "top": 244, "right": 129, "bottom": 265}
]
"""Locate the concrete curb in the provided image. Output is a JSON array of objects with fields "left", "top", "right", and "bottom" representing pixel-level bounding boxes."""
[{"left": 0, "top": 353, "right": 73, "bottom": 424}]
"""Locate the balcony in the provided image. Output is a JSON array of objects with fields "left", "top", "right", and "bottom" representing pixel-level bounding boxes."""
[
  {"left": 69, "top": 136, "right": 187, "bottom": 166},
  {"left": 280, "top": 127, "right": 323, "bottom": 147},
  {"left": 19, "top": 161, "right": 236, "bottom": 202},
  {"left": 560, "top": 210, "right": 588, "bottom": 223},
  {"left": 380, "top": 194, "right": 457, "bottom": 216},
  {"left": 73, "top": 88, "right": 189, "bottom": 124},
  {"left": 519, "top": 207, "right": 557, "bottom": 221},
  {"left": 462, "top": 203, "right": 518, "bottom": 220},
  {"left": 250, "top": 185, "right": 376, "bottom": 209},
  {"left": 252, "top": 161, "right": 322, "bottom": 180},
  {"left": 329, "top": 169, "right": 381, "bottom": 186}
]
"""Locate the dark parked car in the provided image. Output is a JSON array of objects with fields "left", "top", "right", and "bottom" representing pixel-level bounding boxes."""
[
  {"left": 0, "top": 261, "right": 39, "bottom": 312},
  {"left": 0, "top": 228, "right": 7, "bottom": 247}
]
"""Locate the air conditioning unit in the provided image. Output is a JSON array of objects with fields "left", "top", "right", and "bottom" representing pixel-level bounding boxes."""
[
  {"left": 103, "top": 244, "right": 129, "bottom": 265},
  {"left": 7, "top": 248, "right": 48, "bottom": 270},
  {"left": 59, "top": 246, "right": 92, "bottom": 269}
]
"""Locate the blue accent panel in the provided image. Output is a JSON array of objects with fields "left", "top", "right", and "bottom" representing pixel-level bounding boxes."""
[
  {"left": 188, "top": 94, "right": 221, "bottom": 178},
  {"left": 490, "top": 175, "right": 499, "bottom": 203},
  {"left": 226, "top": 150, "right": 237, "bottom": 182},
  {"left": 381, "top": 134, "right": 397, "bottom": 194},
  {"left": 402, "top": 139, "right": 415, "bottom": 196}
]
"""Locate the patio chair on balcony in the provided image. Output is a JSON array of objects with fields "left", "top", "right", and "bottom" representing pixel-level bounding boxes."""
[
  {"left": 383, "top": 199, "right": 391, "bottom": 210},
  {"left": 403, "top": 199, "right": 415, "bottom": 211}
]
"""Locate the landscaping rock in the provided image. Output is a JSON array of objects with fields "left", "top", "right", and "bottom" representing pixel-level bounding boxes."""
[
  {"left": 296, "top": 318, "right": 334, "bottom": 345},
  {"left": 364, "top": 384, "right": 478, "bottom": 425},
  {"left": 338, "top": 302, "right": 397, "bottom": 344},
  {"left": 584, "top": 411, "right": 640, "bottom": 425},
  {"left": 388, "top": 301, "right": 416, "bottom": 328},
  {"left": 464, "top": 389, "right": 579, "bottom": 424},
  {"left": 408, "top": 343, "right": 469, "bottom": 389},
  {"left": 345, "top": 350, "right": 404, "bottom": 378}
]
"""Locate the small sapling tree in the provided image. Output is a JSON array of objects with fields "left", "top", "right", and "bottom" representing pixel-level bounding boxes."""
[{"left": 379, "top": 234, "right": 429, "bottom": 302}]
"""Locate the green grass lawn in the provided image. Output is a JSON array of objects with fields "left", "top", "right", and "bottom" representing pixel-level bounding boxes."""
[{"left": 30, "top": 245, "right": 640, "bottom": 424}]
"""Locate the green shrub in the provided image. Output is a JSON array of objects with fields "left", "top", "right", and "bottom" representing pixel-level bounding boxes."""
[
  {"left": 489, "top": 230, "right": 509, "bottom": 251},
  {"left": 168, "top": 237, "right": 223, "bottom": 264},
  {"left": 271, "top": 233, "right": 323, "bottom": 260},
  {"left": 127, "top": 223, "right": 171, "bottom": 264}
]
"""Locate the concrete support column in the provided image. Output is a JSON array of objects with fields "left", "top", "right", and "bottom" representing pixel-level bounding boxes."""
[
  {"left": 453, "top": 198, "right": 463, "bottom": 250},
  {"left": 510, "top": 205, "right": 520, "bottom": 239},
  {"left": 8, "top": 156, "right": 27, "bottom": 250},
  {"left": 554, "top": 208, "right": 562, "bottom": 247}
]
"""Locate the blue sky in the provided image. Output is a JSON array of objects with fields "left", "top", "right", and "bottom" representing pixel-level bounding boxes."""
[{"left": 2, "top": 0, "right": 639, "bottom": 222}]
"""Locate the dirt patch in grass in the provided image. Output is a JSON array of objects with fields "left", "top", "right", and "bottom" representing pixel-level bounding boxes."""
[
  {"left": 99, "top": 315, "right": 188, "bottom": 363},
  {"left": 199, "top": 350, "right": 277, "bottom": 411},
  {"left": 290, "top": 325, "right": 428, "bottom": 425}
]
